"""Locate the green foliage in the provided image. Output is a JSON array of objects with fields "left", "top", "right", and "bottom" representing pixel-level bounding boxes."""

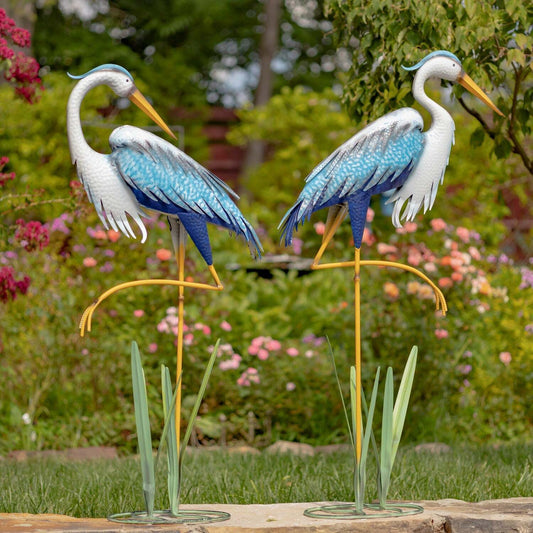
[
  {"left": 33, "top": 0, "right": 340, "bottom": 109},
  {"left": 325, "top": 0, "right": 533, "bottom": 175}
]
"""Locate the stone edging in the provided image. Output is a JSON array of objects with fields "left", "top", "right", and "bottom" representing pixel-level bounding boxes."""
[{"left": 1, "top": 498, "right": 532, "bottom": 532}]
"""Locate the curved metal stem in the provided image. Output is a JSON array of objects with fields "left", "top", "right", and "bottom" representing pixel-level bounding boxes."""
[
  {"left": 79, "top": 275, "right": 223, "bottom": 336},
  {"left": 312, "top": 258, "right": 447, "bottom": 314}
]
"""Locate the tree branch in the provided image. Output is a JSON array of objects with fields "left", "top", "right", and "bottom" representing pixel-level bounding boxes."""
[
  {"left": 457, "top": 96, "right": 496, "bottom": 140},
  {"left": 507, "top": 65, "right": 532, "bottom": 175}
]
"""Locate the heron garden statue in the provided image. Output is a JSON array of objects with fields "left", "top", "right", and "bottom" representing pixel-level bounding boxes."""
[
  {"left": 67, "top": 64, "right": 261, "bottom": 520},
  {"left": 280, "top": 50, "right": 503, "bottom": 516}
]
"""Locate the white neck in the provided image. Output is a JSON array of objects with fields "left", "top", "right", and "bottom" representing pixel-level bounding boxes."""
[
  {"left": 66, "top": 74, "right": 106, "bottom": 163},
  {"left": 412, "top": 67, "right": 454, "bottom": 131}
]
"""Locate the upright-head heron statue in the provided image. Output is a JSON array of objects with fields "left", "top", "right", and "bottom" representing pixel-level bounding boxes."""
[
  {"left": 67, "top": 64, "right": 262, "bottom": 334},
  {"left": 279, "top": 50, "right": 504, "bottom": 487},
  {"left": 280, "top": 50, "right": 503, "bottom": 259}
]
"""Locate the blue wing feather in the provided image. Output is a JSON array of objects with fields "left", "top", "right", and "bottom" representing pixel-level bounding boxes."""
[
  {"left": 108, "top": 126, "right": 262, "bottom": 260},
  {"left": 280, "top": 108, "right": 425, "bottom": 246}
]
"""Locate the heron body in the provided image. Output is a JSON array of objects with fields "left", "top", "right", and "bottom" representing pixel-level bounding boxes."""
[
  {"left": 280, "top": 50, "right": 503, "bottom": 248},
  {"left": 67, "top": 64, "right": 262, "bottom": 265}
]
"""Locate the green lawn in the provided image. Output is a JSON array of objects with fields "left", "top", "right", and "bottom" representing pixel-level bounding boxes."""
[{"left": 0, "top": 443, "right": 531, "bottom": 518}]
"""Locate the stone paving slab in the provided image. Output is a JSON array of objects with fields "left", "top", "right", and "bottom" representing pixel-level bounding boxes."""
[{"left": 1, "top": 498, "right": 532, "bottom": 532}]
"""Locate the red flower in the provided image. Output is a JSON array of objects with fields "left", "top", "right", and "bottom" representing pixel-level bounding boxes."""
[
  {"left": 14, "top": 219, "right": 49, "bottom": 252},
  {"left": 0, "top": 266, "right": 30, "bottom": 303}
]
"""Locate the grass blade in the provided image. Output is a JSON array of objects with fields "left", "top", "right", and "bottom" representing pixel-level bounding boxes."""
[
  {"left": 327, "top": 340, "right": 354, "bottom": 450},
  {"left": 391, "top": 346, "right": 417, "bottom": 466},
  {"left": 130, "top": 342, "right": 155, "bottom": 517}
]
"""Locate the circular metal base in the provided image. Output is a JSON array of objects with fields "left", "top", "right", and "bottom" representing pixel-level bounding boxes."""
[
  {"left": 304, "top": 502, "right": 424, "bottom": 520},
  {"left": 108, "top": 509, "right": 231, "bottom": 525}
]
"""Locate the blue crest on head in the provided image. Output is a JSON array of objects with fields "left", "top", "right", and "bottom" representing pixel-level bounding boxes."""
[
  {"left": 67, "top": 64, "right": 134, "bottom": 80},
  {"left": 402, "top": 50, "right": 461, "bottom": 71}
]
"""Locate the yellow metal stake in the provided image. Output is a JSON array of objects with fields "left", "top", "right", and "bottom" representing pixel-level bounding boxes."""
[
  {"left": 175, "top": 242, "right": 186, "bottom": 461},
  {"left": 354, "top": 247, "right": 362, "bottom": 464}
]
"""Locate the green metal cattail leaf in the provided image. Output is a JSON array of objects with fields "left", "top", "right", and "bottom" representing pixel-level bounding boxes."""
[
  {"left": 349, "top": 366, "right": 363, "bottom": 512},
  {"left": 179, "top": 339, "right": 220, "bottom": 464},
  {"left": 160, "top": 365, "right": 180, "bottom": 515},
  {"left": 380, "top": 366, "right": 394, "bottom": 507},
  {"left": 130, "top": 341, "right": 155, "bottom": 517},
  {"left": 155, "top": 367, "right": 181, "bottom": 474},
  {"left": 391, "top": 346, "right": 417, "bottom": 466},
  {"left": 362, "top": 367, "right": 380, "bottom": 467}
]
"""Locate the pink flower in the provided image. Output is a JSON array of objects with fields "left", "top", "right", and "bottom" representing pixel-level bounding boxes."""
[
  {"left": 202, "top": 325, "right": 211, "bottom": 335},
  {"left": 107, "top": 230, "right": 120, "bottom": 242},
  {"left": 457, "top": 364, "right": 472, "bottom": 375},
  {"left": 435, "top": 328, "right": 449, "bottom": 339},
  {"left": 251, "top": 336, "right": 265, "bottom": 347},
  {"left": 156, "top": 248, "right": 172, "bottom": 261},
  {"left": 314, "top": 221, "right": 325, "bottom": 235},
  {"left": 407, "top": 248, "right": 422, "bottom": 266},
  {"left": 237, "top": 376, "right": 250, "bottom": 387},
  {"left": 438, "top": 277, "right": 453, "bottom": 289},
  {"left": 451, "top": 272, "right": 463, "bottom": 282},
  {"left": 133, "top": 309, "right": 144, "bottom": 318},
  {"left": 148, "top": 343, "right": 158, "bottom": 353},
  {"left": 257, "top": 349, "right": 269, "bottom": 361},
  {"left": 265, "top": 339, "right": 281, "bottom": 351},
  {"left": 184, "top": 333, "right": 194, "bottom": 346},
  {"left": 248, "top": 344, "right": 259, "bottom": 356},
  {"left": 396, "top": 221, "right": 417, "bottom": 234},
  {"left": 366, "top": 207, "right": 375, "bottom": 222},
  {"left": 286, "top": 347, "right": 299, "bottom": 357},
  {"left": 83, "top": 257, "right": 97, "bottom": 268},
  {"left": 292, "top": 238, "right": 303, "bottom": 255},
  {"left": 286, "top": 382, "right": 296, "bottom": 391},
  {"left": 362, "top": 227, "right": 375, "bottom": 246},
  {"left": 499, "top": 351, "right": 512, "bottom": 366},
  {"left": 431, "top": 218, "right": 447, "bottom": 231},
  {"left": 456, "top": 226, "right": 470, "bottom": 243},
  {"left": 377, "top": 243, "right": 398, "bottom": 255},
  {"left": 220, "top": 320, "right": 232, "bottom": 331},
  {"left": 424, "top": 262, "right": 437, "bottom": 273},
  {"left": 383, "top": 281, "right": 400, "bottom": 299},
  {"left": 468, "top": 246, "right": 481, "bottom": 261}
]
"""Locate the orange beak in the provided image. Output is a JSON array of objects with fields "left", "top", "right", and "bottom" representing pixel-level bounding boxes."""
[
  {"left": 129, "top": 89, "right": 177, "bottom": 139},
  {"left": 458, "top": 72, "right": 505, "bottom": 117}
]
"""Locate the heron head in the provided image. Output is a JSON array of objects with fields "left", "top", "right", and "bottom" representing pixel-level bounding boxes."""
[
  {"left": 68, "top": 64, "right": 177, "bottom": 138},
  {"left": 403, "top": 50, "right": 504, "bottom": 117}
]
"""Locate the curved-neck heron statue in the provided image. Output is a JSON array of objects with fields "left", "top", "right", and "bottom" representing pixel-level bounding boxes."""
[
  {"left": 279, "top": 50, "right": 503, "bottom": 472},
  {"left": 67, "top": 64, "right": 262, "bottom": 454}
]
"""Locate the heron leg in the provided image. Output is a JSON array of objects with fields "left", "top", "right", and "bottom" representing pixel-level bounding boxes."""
[{"left": 311, "top": 205, "right": 350, "bottom": 270}]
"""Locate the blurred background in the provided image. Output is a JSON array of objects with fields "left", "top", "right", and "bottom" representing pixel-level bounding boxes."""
[{"left": 0, "top": 0, "right": 531, "bottom": 454}]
